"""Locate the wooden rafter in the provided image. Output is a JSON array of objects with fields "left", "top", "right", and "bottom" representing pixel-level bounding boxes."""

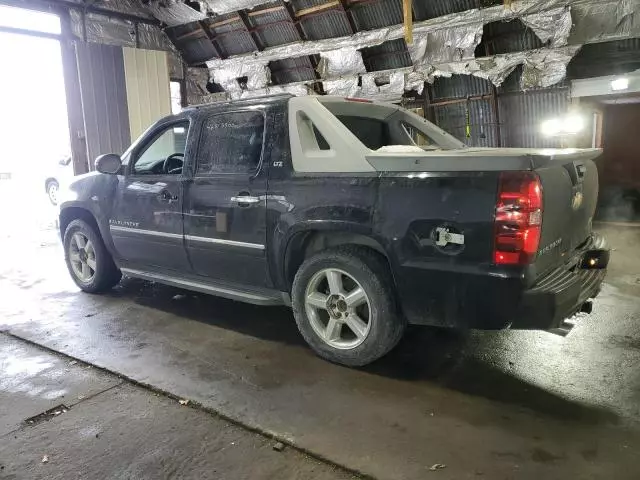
[
  {"left": 403, "top": 0, "right": 413, "bottom": 45},
  {"left": 282, "top": 0, "right": 306, "bottom": 40},
  {"left": 247, "top": 5, "right": 286, "bottom": 17},
  {"left": 175, "top": 28, "right": 207, "bottom": 42},
  {"left": 295, "top": 1, "right": 340, "bottom": 18},
  {"left": 281, "top": 0, "right": 323, "bottom": 89},
  {"left": 237, "top": 9, "right": 263, "bottom": 51},
  {"left": 208, "top": 16, "right": 242, "bottom": 29},
  {"left": 198, "top": 20, "right": 224, "bottom": 59},
  {"left": 336, "top": 0, "right": 358, "bottom": 33}
]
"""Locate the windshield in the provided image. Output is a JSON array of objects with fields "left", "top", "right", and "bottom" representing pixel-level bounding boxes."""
[{"left": 320, "top": 99, "right": 465, "bottom": 151}]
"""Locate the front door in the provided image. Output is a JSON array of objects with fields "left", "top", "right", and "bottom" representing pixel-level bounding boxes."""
[
  {"left": 109, "top": 120, "right": 191, "bottom": 272},
  {"left": 184, "top": 110, "right": 270, "bottom": 287}
]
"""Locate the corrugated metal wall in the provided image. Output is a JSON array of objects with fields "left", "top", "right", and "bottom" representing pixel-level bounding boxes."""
[
  {"left": 427, "top": 70, "right": 571, "bottom": 149},
  {"left": 430, "top": 75, "right": 498, "bottom": 148},
  {"left": 499, "top": 89, "right": 569, "bottom": 148},
  {"left": 434, "top": 99, "right": 498, "bottom": 148},
  {"left": 122, "top": 47, "right": 171, "bottom": 140},
  {"left": 76, "top": 43, "right": 131, "bottom": 166}
]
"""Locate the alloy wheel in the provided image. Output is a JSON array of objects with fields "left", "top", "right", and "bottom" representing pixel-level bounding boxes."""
[
  {"left": 304, "top": 268, "right": 372, "bottom": 350},
  {"left": 69, "top": 232, "right": 96, "bottom": 283}
]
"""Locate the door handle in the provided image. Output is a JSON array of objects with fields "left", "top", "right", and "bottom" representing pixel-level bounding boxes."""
[
  {"left": 230, "top": 195, "right": 260, "bottom": 206},
  {"left": 159, "top": 190, "right": 179, "bottom": 203}
]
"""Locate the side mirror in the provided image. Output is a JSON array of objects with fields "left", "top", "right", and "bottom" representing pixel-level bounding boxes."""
[
  {"left": 59, "top": 156, "right": 72, "bottom": 166},
  {"left": 95, "top": 154, "right": 122, "bottom": 175}
]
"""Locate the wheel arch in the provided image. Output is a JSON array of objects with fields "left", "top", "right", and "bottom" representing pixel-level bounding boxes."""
[
  {"left": 59, "top": 206, "right": 100, "bottom": 240},
  {"left": 283, "top": 229, "right": 392, "bottom": 291},
  {"left": 44, "top": 177, "right": 58, "bottom": 192}
]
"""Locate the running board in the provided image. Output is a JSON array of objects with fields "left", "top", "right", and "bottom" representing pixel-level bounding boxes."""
[{"left": 120, "top": 268, "right": 285, "bottom": 306}]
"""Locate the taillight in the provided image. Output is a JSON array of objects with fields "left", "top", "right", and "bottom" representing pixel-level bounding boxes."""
[{"left": 493, "top": 172, "right": 543, "bottom": 265}]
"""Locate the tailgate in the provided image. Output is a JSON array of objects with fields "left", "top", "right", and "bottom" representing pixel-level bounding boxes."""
[{"left": 533, "top": 150, "right": 600, "bottom": 277}]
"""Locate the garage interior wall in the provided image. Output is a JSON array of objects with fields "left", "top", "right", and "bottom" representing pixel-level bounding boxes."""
[
  {"left": 597, "top": 103, "right": 640, "bottom": 221},
  {"left": 122, "top": 47, "right": 171, "bottom": 141},
  {"left": 76, "top": 43, "right": 131, "bottom": 166}
]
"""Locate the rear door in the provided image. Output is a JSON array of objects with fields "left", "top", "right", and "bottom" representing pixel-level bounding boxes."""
[
  {"left": 109, "top": 119, "right": 191, "bottom": 272},
  {"left": 184, "top": 109, "right": 270, "bottom": 287}
]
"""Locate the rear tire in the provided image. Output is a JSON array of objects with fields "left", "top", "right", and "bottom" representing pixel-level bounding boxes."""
[
  {"left": 63, "top": 219, "right": 121, "bottom": 293},
  {"left": 292, "top": 246, "right": 406, "bottom": 367}
]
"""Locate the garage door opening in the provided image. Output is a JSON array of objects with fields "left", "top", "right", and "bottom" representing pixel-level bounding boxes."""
[
  {"left": 571, "top": 72, "right": 640, "bottom": 223},
  {"left": 0, "top": 6, "right": 71, "bottom": 240}
]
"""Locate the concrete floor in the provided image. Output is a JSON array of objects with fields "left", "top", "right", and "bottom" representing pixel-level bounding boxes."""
[
  {"left": 1, "top": 210, "right": 640, "bottom": 479},
  {"left": 0, "top": 335, "right": 352, "bottom": 480}
]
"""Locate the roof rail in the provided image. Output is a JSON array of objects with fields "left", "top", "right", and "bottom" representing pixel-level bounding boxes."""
[{"left": 186, "top": 93, "right": 294, "bottom": 110}]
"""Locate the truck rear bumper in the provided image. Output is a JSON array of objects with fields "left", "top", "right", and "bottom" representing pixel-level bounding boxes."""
[
  {"left": 512, "top": 264, "right": 607, "bottom": 331},
  {"left": 511, "top": 234, "right": 609, "bottom": 331},
  {"left": 396, "top": 234, "right": 609, "bottom": 331}
]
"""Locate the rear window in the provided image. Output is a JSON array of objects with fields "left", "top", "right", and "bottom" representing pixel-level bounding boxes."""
[
  {"left": 321, "top": 100, "right": 465, "bottom": 151},
  {"left": 335, "top": 116, "right": 389, "bottom": 150}
]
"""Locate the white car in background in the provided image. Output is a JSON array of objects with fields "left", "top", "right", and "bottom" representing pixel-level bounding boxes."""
[{"left": 44, "top": 155, "right": 73, "bottom": 205}]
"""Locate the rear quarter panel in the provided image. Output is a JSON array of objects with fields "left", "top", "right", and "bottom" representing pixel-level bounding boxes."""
[
  {"left": 267, "top": 173, "right": 378, "bottom": 290},
  {"left": 374, "top": 172, "right": 518, "bottom": 327}
]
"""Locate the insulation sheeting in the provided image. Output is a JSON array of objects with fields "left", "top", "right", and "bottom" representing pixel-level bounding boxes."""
[
  {"left": 428, "top": 46, "right": 580, "bottom": 88},
  {"left": 186, "top": 67, "right": 212, "bottom": 104},
  {"left": 208, "top": 46, "right": 579, "bottom": 102},
  {"left": 519, "top": 48, "right": 578, "bottom": 88},
  {"left": 202, "top": 0, "right": 275, "bottom": 15},
  {"left": 570, "top": 0, "right": 640, "bottom": 44},
  {"left": 145, "top": 0, "right": 206, "bottom": 27},
  {"left": 70, "top": 10, "right": 136, "bottom": 47},
  {"left": 210, "top": 62, "right": 271, "bottom": 94},
  {"left": 232, "top": 83, "right": 311, "bottom": 99},
  {"left": 147, "top": 0, "right": 640, "bottom": 100},
  {"left": 323, "top": 78, "right": 360, "bottom": 97},
  {"left": 92, "top": 0, "right": 153, "bottom": 19},
  {"left": 360, "top": 72, "right": 406, "bottom": 101},
  {"left": 407, "top": 24, "right": 483, "bottom": 65},
  {"left": 324, "top": 72, "right": 410, "bottom": 100},
  {"left": 317, "top": 48, "right": 366, "bottom": 77},
  {"left": 521, "top": 6, "right": 572, "bottom": 47},
  {"left": 205, "top": 0, "right": 594, "bottom": 70},
  {"left": 137, "top": 22, "right": 176, "bottom": 51},
  {"left": 70, "top": 9, "right": 175, "bottom": 52}
]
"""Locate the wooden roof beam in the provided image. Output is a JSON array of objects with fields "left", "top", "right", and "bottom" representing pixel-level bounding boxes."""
[
  {"left": 237, "top": 9, "right": 263, "bottom": 51},
  {"left": 198, "top": 20, "right": 224, "bottom": 59}
]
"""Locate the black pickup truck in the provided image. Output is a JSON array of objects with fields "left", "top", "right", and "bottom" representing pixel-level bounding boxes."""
[{"left": 58, "top": 94, "right": 609, "bottom": 366}]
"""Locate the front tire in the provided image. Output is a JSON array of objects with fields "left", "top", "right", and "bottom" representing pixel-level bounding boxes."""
[
  {"left": 292, "top": 246, "right": 406, "bottom": 367},
  {"left": 46, "top": 180, "right": 59, "bottom": 205},
  {"left": 63, "top": 219, "right": 121, "bottom": 293}
]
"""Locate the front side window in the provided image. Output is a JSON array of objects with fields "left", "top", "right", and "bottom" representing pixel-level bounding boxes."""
[
  {"left": 132, "top": 121, "right": 188, "bottom": 175},
  {"left": 197, "top": 111, "right": 265, "bottom": 175}
]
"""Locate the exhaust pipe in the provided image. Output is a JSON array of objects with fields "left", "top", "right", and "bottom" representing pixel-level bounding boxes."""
[{"left": 580, "top": 300, "right": 593, "bottom": 314}]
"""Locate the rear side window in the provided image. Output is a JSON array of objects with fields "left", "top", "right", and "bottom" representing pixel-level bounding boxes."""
[{"left": 197, "top": 111, "right": 265, "bottom": 174}]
